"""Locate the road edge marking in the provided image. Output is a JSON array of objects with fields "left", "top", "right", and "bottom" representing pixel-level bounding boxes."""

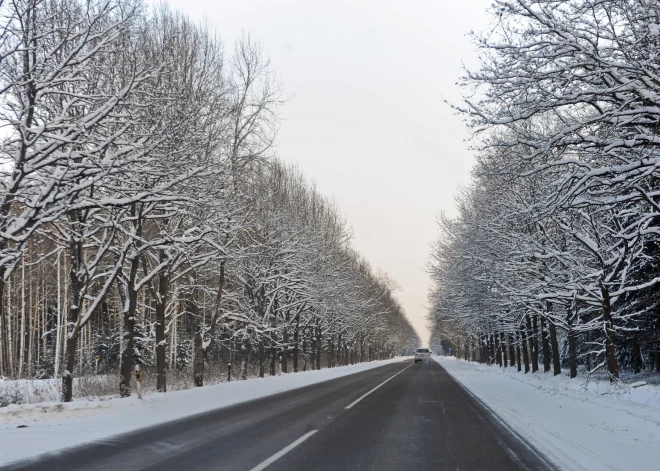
[
  {"left": 249, "top": 430, "right": 318, "bottom": 471},
  {"left": 345, "top": 364, "right": 413, "bottom": 410}
]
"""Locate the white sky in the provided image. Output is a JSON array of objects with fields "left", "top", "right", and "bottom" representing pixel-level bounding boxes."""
[{"left": 163, "top": 0, "right": 493, "bottom": 345}]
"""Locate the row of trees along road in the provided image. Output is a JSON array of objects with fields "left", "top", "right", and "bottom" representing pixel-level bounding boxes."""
[
  {"left": 0, "top": 0, "right": 419, "bottom": 401},
  {"left": 428, "top": 0, "right": 660, "bottom": 381}
]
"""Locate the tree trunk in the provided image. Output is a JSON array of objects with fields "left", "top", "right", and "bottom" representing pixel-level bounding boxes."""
[
  {"left": 568, "top": 327, "right": 577, "bottom": 379},
  {"left": 241, "top": 341, "right": 249, "bottom": 380},
  {"left": 500, "top": 332, "right": 507, "bottom": 367},
  {"left": 525, "top": 315, "right": 538, "bottom": 373},
  {"left": 258, "top": 340, "right": 265, "bottom": 378},
  {"left": 599, "top": 281, "right": 619, "bottom": 380},
  {"left": 329, "top": 335, "right": 335, "bottom": 367},
  {"left": 521, "top": 328, "right": 530, "bottom": 373},
  {"left": 155, "top": 255, "right": 169, "bottom": 392},
  {"left": 270, "top": 345, "right": 276, "bottom": 376},
  {"left": 282, "top": 327, "right": 289, "bottom": 373},
  {"left": 508, "top": 335, "right": 516, "bottom": 368},
  {"left": 549, "top": 321, "right": 561, "bottom": 376},
  {"left": 359, "top": 335, "right": 364, "bottom": 363},
  {"left": 495, "top": 333, "right": 502, "bottom": 366},
  {"left": 532, "top": 315, "right": 540, "bottom": 372},
  {"left": 310, "top": 329, "right": 316, "bottom": 370},
  {"left": 293, "top": 313, "right": 299, "bottom": 372},
  {"left": 0, "top": 279, "right": 5, "bottom": 378},
  {"left": 482, "top": 337, "right": 486, "bottom": 363},
  {"left": 62, "top": 331, "right": 79, "bottom": 402},
  {"left": 315, "top": 326, "right": 322, "bottom": 370},
  {"left": 193, "top": 331, "right": 204, "bottom": 387},
  {"left": 541, "top": 317, "right": 551, "bottom": 373},
  {"left": 62, "top": 218, "right": 85, "bottom": 402},
  {"left": 516, "top": 337, "right": 522, "bottom": 372}
]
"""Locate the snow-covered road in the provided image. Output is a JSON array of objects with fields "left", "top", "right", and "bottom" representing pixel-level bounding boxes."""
[{"left": 435, "top": 356, "right": 660, "bottom": 471}]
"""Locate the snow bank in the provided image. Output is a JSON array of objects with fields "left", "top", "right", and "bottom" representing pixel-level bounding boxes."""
[
  {"left": 0, "top": 358, "right": 405, "bottom": 466},
  {"left": 435, "top": 356, "right": 660, "bottom": 471}
]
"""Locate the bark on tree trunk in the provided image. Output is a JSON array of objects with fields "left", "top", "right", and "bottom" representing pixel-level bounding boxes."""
[
  {"left": 258, "top": 340, "right": 265, "bottom": 378},
  {"left": 521, "top": 328, "right": 530, "bottom": 373},
  {"left": 241, "top": 341, "right": 249, "bottom": 380},
  {"left": 293, "top": 313, "right": 299, "bottom": 372},
  {"left": 541, "top": 317, "right": 551, "bottom": 373},
  {"left": 270, "top": 345, "right": 276, "bottom": 376},
  {"left": 282, "top": 327, "right": 288, "bottom": 374},
  {"left": 191, "top": 283, "right": 204, "bottom": 387},
  {"left": 329, "top": 335, "right": 335, "bottom": 367},
  {"left": 568, "top": 327, "right": 577, "bottom": 379},
  {"left": 532, "top": 315, "right": 540, "bottom": 372},
  {"left": 525, "top": 315, "right": 538, "bottom": 373},
  {"left": 549, "top": 321, "right": 561, "bottom": 376},
  {"left": 62, "top": 332, "right": 79, "bottom": 402},
  {"left": 310, "top": 329, "right": 316, "bottom": 371},
  {"left": 193, "top": 331, "right": 204, "bottom": 387},
  {"left": 315, "top": 326, "right": 321, "bottom": 370},
  {"left": 508, "top": 335, "right": 515, "bottom": 368},
  {"left": 118, "top": 283, "right": 138, "bottom": 397},
  {"left": 484, "top": 335, "right": 489, "bottom": 363},
  {"left": 62, "top": 218, "right": 86, "bottom": 402},
  {"left": 359, "top": 335, "right": 364, "bottom": 363},
  {"left": 0, "top": 281, "right": 5, "bottom": 379},
  {"left": 500, "top": 332, "right": 507, "bottom": 367},
  {"left": 599, "top": 281, "right": 619, "bottom": 380},
  {"left": 155, "top": 256, "right": 168, "bottom": 392}
]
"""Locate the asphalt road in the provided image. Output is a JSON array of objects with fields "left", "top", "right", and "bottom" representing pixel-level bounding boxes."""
[{"left": 3, "top": 359, "right": 557, "bottom": 471}]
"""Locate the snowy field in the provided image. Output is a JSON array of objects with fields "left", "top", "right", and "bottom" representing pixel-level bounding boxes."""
[
  {"left": 0, "top": 358, "right": 406, "bottom": 466},
  {"left": 436, "top": 356, "right": 660, "bottom": 471}
]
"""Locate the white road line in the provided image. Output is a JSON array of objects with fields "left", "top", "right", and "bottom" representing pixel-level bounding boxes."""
[
  {"left": 249, "top": 430, "right": 318, "bottom": 471},
  {"left": 345, "top": 364, "right": 413, "bottom": 409}
]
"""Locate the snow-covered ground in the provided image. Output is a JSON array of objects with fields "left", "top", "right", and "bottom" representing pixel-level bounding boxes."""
[
  {"left": 435, "top": 356, "right": 660, "bottom": 471},
  {"left": 0, "top": 358, "right": 406, "bottom": 466}
]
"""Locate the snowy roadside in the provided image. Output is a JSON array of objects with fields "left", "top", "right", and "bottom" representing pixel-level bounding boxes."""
[
  {"left": 0, "top": 358, "right": 406, "bottom": 466},
  {"left": 435, "top": 356, "right": 660, "bottom": 471}
]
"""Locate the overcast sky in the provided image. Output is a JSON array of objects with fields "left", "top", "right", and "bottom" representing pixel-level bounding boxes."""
[{"left": 163, "top": 0, "right": 493, "bottom": 344}]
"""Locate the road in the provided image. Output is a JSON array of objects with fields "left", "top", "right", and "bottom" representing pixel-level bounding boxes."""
[{"left": 3, "top": 359, "right": 556, "bottom": 471}]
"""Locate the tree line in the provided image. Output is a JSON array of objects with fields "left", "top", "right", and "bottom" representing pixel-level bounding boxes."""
[
  {"left": 428, "top": 0, "right": 660, "bottom": 381},
  {"left": 0, "top": 0, "right": 419, "bottom": 402}
]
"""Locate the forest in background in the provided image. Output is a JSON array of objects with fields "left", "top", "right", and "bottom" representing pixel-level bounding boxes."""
[
  {"left": 0, "top": 0, "right": 419, "bottom": 403},
  {"left": 428, "top": 0, "right": 660, "bottom": 381}
]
